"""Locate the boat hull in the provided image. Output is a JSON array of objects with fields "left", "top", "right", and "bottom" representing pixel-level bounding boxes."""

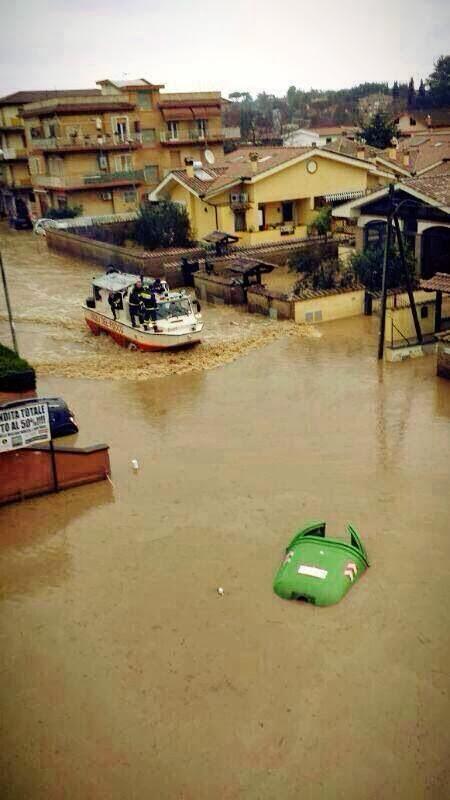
[{"left": 83, "top": 308, "right": 203, "bottom": 351}]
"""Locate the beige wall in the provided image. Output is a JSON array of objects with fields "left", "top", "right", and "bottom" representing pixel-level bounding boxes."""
[{"left": 294, "top": 289, "right": 365, "bottom": 324}]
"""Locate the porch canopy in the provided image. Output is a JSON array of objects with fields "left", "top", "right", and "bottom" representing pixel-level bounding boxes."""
[
  {"left": 203, "top": 230, "right": 239, "bottom": 256},
  {"left": 225, "top": 256, "right": 275, "bottom": 287},
  {"left": 420, "top": 272, "right": 450, "bottom": 332}
]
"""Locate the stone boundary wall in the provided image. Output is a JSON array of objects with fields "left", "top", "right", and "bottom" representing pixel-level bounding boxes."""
[
  {"left": 46, "top": 225, "right": 353, "bottom": 285},
  {"left": 247, "top": 286, "right": 294, "bottom": 320},
  {"left": 45, "top": 228, "right": 205, "bottom": 287},
  {"left": 0, "top": 443, "right": 110, "bottom": 506}
]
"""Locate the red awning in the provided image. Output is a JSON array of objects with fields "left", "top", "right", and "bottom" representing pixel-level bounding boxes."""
[{"left": 161, "top": 108, "right": 194, "bottom": 121}]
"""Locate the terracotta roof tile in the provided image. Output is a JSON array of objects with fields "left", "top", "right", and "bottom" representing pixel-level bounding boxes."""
[
  {"left": 403, "top": 170, "right": 450, "bottom": 206},
  {"left": 420, "top": 273, "right": 450, "bottom": 293}
]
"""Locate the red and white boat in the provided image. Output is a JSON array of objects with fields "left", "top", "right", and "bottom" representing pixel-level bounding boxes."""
[{"left": 83, "top": 270, "right": 203, "bottom": 351}]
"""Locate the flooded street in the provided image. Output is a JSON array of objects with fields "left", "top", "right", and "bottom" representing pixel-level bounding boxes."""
[{"left": 0, "top": 225, "right": 449, "bottom": 799}]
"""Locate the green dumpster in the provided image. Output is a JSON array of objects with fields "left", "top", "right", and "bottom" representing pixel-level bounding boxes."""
[{"left": 273, "top": 520, "right": 369, "bottom": 607}]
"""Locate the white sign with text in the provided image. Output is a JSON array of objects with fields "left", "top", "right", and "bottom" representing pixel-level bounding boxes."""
[{"left": 0, "top": 401, "right": 51, "bottom": 453}]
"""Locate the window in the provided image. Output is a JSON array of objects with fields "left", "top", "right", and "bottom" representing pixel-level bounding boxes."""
[
  {"left": 409, "top": 117, "right": 416, "bottom": 126},
  {"left": 196, "top": 119, "right": 207, "bottom": 137},
  {"left": 123, "top": 190, "right": 137, "bottom": 204},
  {"left": 234, "top": 210, "right": 246, "bottom": 232},
  {"left": 115, "top": 154, "right": 133, "bottom": 172},
  {"left": 48, "top": 157, "right": 64, "bottom": 177},
  {"left": 420, "top": 305, "right": 429, "bottom": 319},
  {"left": 29, "top": 157, "right": 41, "bottom": 175},
  {"left": 137, "top": 91, "right": 152, "bottom": 109},
  {"left": 144, "top": 165, "right": 158, "bottom": 183},
  {"left": 114, "top": 117, "right": 129, "bottom": 142},
  {"left": 282, "top": 201, "right": 294, "bottom": 222},
  {"left": 141, "top": 128, "right": 156, "bottom": 143},
  {"left": 167, "top": 121, "right": 178, "bottom": 140},
  {"left": 314, "top": 196, "right": 327, "bottom": 209}
]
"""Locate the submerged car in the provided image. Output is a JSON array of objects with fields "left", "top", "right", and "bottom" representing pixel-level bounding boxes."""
[{"left": 0, "top": 397, "right": 78, "bottom": 439}]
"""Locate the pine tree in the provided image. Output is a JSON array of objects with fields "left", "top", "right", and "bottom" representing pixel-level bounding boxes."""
[
  {"left": 392, "top": 81, "right": 400, "bottom": 101},
  {"left": 361, "top": 112, "right": 397, "bottom": 149},
  {"left": 417, "top": 79, "right": 427, "bottom": 108},
  {"left": 407, "top": 78, "right": 416, "bottom": 109}
]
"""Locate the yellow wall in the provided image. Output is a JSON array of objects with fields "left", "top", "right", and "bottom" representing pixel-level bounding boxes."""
[
  {"left": 294, "top": 289, "right": 365, "bottom": 324},
  {"left": 385, "top": 304, "right": 435, "bottom": 343}
]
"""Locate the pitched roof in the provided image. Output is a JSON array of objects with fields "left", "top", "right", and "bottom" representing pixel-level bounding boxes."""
[
  {"left": 0, "top": 89, "right": 99, "bottom": 106},
  {"left": 155, "top": 145, "right": 390, "bottom": 201},
  {"left": 420, "top": 273, "right": 450, "bottom": 293},
  {"left": 324, "top": 137, "right": 410, "bottom": 175},
  {"left": 403, "top": 170, "right": 450, "bottom": 206}
]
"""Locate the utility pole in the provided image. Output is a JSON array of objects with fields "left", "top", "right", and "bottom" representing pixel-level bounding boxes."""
[
  {"left": 392, "top": 213, "right": 422, "bottom": 344},
  {"left": 378, "top": 185, "right": 394, "bottom": 360},
  {"left": 377, "top": 184, "right": 422, "bottom": 360},
  {"left": 0, "top": 250, "right": 19, "bottom": 355}
]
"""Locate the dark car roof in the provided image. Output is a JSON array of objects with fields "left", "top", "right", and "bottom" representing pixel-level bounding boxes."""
[{"left": 0, "top": 396, "right": 68, "bottom": 409}]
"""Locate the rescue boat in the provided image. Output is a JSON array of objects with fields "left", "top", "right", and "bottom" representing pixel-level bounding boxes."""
[{"left": 83, "top": 270, "right": 203, "bottom": 351}]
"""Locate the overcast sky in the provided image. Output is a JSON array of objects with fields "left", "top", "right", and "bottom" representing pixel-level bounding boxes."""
[{"left": 1, "top": 0, "right": 449, "bottom": 98}]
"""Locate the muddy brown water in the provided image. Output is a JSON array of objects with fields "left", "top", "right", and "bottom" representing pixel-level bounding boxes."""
[{"left": 0, "top": 225, "right": 449, "bottom": 799}]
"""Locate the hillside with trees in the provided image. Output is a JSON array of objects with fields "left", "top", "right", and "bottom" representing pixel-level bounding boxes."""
[{"left": 223, "top": 55, "right": 449, "bottom": 143}]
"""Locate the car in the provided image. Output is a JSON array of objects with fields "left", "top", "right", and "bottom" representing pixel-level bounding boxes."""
[
  {"left": 0, "top": 396, "right": 78, "bottom": 439},
  {"left": 9, "top": 215, "right": 33, "bottom": 230}
]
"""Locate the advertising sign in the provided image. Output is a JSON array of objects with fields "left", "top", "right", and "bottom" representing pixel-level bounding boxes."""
[{"left": 0, "top": 401, "right": 51, "bottom": 453}]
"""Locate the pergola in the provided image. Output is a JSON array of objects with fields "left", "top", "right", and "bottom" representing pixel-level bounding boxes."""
[
  {"left": 203, "top": 230, "right": 239, "bottom": 256},
  {"left": 225, "top": 256, "right": 275, "bottom": 288},
  {"left": 420, "top": 272, "right": 450, "bottom": 332}
]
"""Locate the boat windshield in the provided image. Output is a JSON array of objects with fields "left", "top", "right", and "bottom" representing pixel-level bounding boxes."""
[{"left": 156, "top": 299, "right": 192, "bottom": 319}]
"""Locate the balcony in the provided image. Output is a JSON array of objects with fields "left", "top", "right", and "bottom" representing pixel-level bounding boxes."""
[
  {"left": 0, "top": 118, "right": 24, "bottom": 132},
  {"left": 160, "top": 128, "right": 225, "bottom": 145},
  {"left": 0, "top": 147, "right": 28, "bottom": 161},
  {"left": 33, "top": 169, "right": 145, "bottom": 191},
  {"left": 30, "top": 134, "right": 142, "bottom": 154}
]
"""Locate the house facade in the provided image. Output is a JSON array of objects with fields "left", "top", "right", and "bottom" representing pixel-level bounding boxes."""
[
  {"left": 1, "top": 79, "right": 228, "bottom": 220},
  {"left": 332, "top": 169, "right": 450, "bottom": 278},
  {"left": 152, "top": 146, "right": 395, "bottom": 246},
  {"left": 283, "top": 126, "right": 357, "bottom": 148}
]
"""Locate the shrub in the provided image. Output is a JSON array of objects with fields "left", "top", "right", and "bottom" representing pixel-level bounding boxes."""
[
  {"left": 133, "top": 201, "right": 194, "bottom": 250},
  {"left": 288, "top": 241, "right": 338, "bottom": 273},
  {"left": 0, "top": 343, "right": 36, "bottom": 392},
  {"left": 45, "top": 205, "right": 83, "bottom": 220},
  {"left": 307, "top": 205, "right": 332, "bottom": 239},
  {"left": 348, "top": 243, "right": 416, "bottom": 292}
]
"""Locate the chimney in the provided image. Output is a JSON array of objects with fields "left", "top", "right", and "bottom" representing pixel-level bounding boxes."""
[
  {"left": 249, "top": 151, "right": 259, "bottom": 174},
  {"left": 403, "top": 153, "right": 410, "bottom": 167},
  {"left": 184, "top": 157, "right": 194, "bottom": 178},
  {"left": 357, "top": 146, "right": 366, "bottom": 159}
]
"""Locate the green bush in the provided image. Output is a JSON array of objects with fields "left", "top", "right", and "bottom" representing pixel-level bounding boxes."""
[
  {"left": 0, "top": 344, "right": 36, "bottom": 392},
  {"left": 288, "top": 241, "right": 338, "bottom": 273},
  {"left": 45, "top": 205, "right": 83, "bottom": 220},
  {"left": 348, "top": 243, "right": 416, "bottom": 292},
  {"left": 133, "top": 201, "right": 194, "bottom": 251},
  {"left": 307, "top": 206, "right": 332, "bottom": 238}
]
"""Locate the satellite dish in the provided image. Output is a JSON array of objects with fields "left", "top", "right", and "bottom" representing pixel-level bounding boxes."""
[{"left": 204, "top": 149, "right": 215, "bottom": 165}]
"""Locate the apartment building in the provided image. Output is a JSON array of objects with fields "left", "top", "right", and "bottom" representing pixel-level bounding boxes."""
[{"left": 0, "top": 78, "right": 228, "bottom": 220}]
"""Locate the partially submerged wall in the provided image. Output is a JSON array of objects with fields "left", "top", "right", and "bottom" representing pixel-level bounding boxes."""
[
  {"left": 45, "top": 228, "right": 205, "bottom": 287},
  {"left": 294, "top": 287, "right": 365, "bottom": 324},
  {"left": 0, "top": 443, "right": 110, "bottom": 506},
  {"left": 437, "top": 339, "right": 450, "bottom": 379}
]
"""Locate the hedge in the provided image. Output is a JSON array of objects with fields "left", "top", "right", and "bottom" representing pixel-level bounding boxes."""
[{"left": 0, "top": 343, "right": 36, "bottom": 392}]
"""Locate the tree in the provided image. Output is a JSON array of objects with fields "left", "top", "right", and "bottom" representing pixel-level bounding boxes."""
[
  {"left": 360, "top": 111, "right": 396, "bottom": 149},
  {"left": 417, "top": 79, "right": 427, "bottom": 108},
  {"left": 308, "top": 206, "right": 332, "bottom": 240},
  {"left": 392, "top": 81, "right": 400, "bottom": 102},
  {"left": 427, "top": 55, "right": 450, "bottom": 107},
  {"left": 348, "top": 241, "right": 415, "bottom": 292},
  {"left": 407, "top": 77, "right": 416, "bottom": 109},
  {"left": 134, "top": 201, "right": 193, "bottom": 250}
]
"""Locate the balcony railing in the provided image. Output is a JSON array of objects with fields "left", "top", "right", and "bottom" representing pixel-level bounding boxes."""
[
  {"left": 160, "top": 128, "right": 225, "bottom": 143},
  {"left": 30, "top": 134, "right": 142, "bottom": 151},
  {"left": 33, "top": 169, "right": 145, "bottom": 189},
  {"left": 24, "top": 95, "right": 134, "bottom": 113}
]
